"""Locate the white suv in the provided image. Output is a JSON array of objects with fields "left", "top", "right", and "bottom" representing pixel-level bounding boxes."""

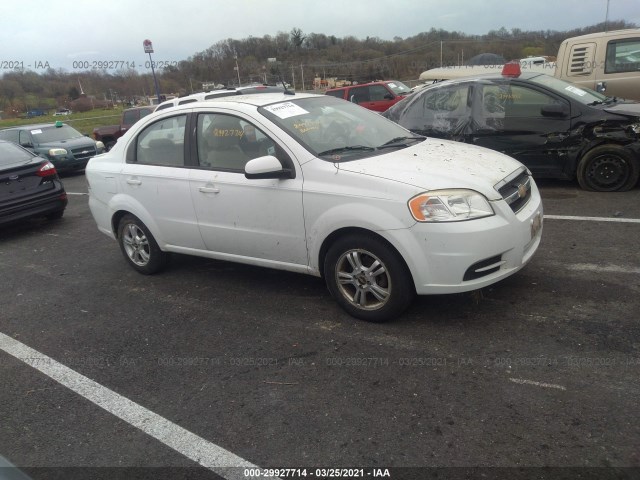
[{"left": 87, "top": 93, "right": 543, "bottom": 322}]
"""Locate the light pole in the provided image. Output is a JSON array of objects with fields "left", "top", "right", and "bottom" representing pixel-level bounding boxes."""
[{"left": 143, "top": 39, "right": 161, "bottom": 104}]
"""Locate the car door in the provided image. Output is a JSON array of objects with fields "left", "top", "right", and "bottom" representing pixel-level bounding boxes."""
[
  {"left": 366, "top": 84, "right": 396, "bottom": 112},
  {"left": 188, "top": 111, "right": 308, "bottom": 268},
  {"left": 471, "top": 82, "right": 572, "bottom": 176},
  {"left": 120, "top": 113, "right": 205, "bottom": 250},
  {"left": 394, "top": 83, "right": 473, "bottom": 139}
]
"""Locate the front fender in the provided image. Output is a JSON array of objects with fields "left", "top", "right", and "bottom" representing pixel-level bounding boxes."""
[{"left": 306, "top": 200, "right": 415, "bottom": 272}]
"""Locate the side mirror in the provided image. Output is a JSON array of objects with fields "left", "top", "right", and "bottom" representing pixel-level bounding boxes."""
[
  {"left": 245, "top": 155, "right": 294, "bottom": 180},
  {"left": 596, "top": 81, "right": 607, "bottom": 93},
  {"left": 540, "top": 103, "right": 569, "bottom": 118},
  {"left": 384, "top": 93, "right": 394, "bottom": 100}
]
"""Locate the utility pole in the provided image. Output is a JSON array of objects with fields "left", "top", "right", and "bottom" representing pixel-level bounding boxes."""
[
  {"left": 143, "top": 39, "right": 161, "bottom": 104},
  {"left": 300, "top": 64, "right": 304, "bottom": 92},
  {"left": 291, "top": 65, "right": 296, "bottom": 90},
  {"left": 234, "top": 55, "right": 241, "bottom": 87},
  {"left": 605, "top": 0, "right": 610, "bottom": 32}
]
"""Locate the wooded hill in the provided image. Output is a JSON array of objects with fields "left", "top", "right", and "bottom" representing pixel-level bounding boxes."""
[{"left": 0, "top": 20, "right": 635, "bottom": 117}]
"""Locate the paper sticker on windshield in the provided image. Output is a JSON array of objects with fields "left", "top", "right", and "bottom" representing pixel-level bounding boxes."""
[
  {"left": 387, "top": 83, "right": 398, "bottom": 88},
  {"left": 565, "top": 85, "right": 586, "bottom": 97},
  {"left": 31, "top": 129, "right": 43, "bottom": 135},
  {"left": 264, "top": 102, "right": 308, "bottom": 119}
]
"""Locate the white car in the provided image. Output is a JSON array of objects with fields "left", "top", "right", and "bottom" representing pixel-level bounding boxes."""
[{"left": 86, "top": 93, "right": 543, "bottom": 322}]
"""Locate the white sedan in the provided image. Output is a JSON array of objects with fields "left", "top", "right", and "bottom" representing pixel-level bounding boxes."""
[{"left": 86, "top": 93, "right": 543, "bottom": 322}]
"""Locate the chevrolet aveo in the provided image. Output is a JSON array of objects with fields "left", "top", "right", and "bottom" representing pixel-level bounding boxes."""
[{"left": 86, "top": 93, "right": 543, "bottom": 322}]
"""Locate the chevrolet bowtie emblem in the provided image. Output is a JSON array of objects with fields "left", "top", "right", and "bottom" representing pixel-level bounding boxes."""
[{"left": 517, "top": 184, "right": 527, "bottom": 198}]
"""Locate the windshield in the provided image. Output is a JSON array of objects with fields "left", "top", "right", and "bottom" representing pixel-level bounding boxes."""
[
  {"left": 31, "top": 124, "right": 84, "bottom": 144},
  {"left": 529, "top": 75, "right": 608, "bottom": 105},
  {"left": 259, "top": 96, "right": 423, "bottom": 162},
  {"left": 386, "top": 81, "right": 412, "bottom": 95}
]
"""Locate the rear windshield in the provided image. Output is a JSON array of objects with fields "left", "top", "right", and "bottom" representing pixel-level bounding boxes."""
[
  {"left": 31, "top": 125, "right": 84, "bottom": 144},
  {"left": 0, "top": 142, "right": 34, "bottom": 166}
]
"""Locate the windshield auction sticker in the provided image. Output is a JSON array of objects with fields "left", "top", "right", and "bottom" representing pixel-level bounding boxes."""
[
  {"left": 264, "top": 102, "right": 309, "bottom": 119},
  {"left": 30, "top": 129, "right": 43, "bottom": 135},
  {"left": 565, "top": 85, "right": 587, "bottom": 96}
]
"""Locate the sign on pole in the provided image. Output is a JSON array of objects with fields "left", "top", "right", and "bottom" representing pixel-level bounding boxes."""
[{"left": 143, "top": 39, "right": 154, "bottom": 54}]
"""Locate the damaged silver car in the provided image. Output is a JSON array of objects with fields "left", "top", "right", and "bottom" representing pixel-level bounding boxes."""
[{"left": 383, "top": 63, "right": 640, "bottom": 192}]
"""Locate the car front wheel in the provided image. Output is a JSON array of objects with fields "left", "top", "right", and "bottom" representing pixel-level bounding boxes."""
[
  {"left": 324, "top": 235, "right": 415, "bottom": 322},
  {"left": 117, "top": 214, "right": 167, "bottom": 274},
  {"left": 577, "top": 145, "right": 639, "bottom": 192}
]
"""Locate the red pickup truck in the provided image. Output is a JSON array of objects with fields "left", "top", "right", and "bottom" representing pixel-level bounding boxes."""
[{"left": 93, "top": 106, "right": 154, "bottom": 150}]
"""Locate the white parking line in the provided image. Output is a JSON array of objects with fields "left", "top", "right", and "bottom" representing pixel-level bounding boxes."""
[
  {"left": 509, "top": 378, "right": 567, "bottom": 391},
  {"left": 0, "top": 332, "right": 262, "bottom": 479},
  {"left": 544, "top": 214, "right": 640, "bottom": 224}
]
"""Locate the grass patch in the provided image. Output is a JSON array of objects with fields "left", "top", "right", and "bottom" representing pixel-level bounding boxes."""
[{"left": 0, "top": 106, "right": 126, "bottom": 137}]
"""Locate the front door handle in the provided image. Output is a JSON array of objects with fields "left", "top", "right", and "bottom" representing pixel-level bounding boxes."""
[
  {"left": 198, "top": 186, "right": 220, "bottom": 194},
  {"left": 126, "top": 178, "right": 142, "bottom": 186}
]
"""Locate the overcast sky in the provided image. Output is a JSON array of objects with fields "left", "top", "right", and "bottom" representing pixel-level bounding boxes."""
[{"left": 1, "top": 0, "right": 638, "bottom": 74}]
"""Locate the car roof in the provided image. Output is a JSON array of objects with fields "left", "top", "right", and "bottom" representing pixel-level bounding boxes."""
[
  {"left": 423, "top": 71, "right": 545, "bottom": 88},
  {"left": 1, "top": 123, "right": 68, "bottom": 131},
  {"left": 155, "top": 92, "right": 320, "bottom": 113}
]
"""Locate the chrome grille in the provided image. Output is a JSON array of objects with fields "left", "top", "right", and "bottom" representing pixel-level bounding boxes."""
[
  {"left": 497, "top": 170, "right": 532, "bottom": 213},
  {"left": 71, "top": 146, "right": 97, "bottom": 161}
]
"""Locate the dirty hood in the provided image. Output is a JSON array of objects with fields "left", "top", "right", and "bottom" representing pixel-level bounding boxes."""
[{"left": 337, "top": 138, "right": 524, "bottom": 200}]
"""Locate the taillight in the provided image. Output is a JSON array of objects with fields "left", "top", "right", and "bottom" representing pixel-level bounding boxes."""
[{"left": 36, "top": 161, "right": 58, "bottom": 177}]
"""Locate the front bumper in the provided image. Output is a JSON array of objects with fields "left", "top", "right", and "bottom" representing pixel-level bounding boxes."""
[{"left": 384, "top": 182, "right": 543, "bottom": 295}]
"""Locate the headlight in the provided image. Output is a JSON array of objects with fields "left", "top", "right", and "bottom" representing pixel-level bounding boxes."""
[
  {"left": 630, "top": 123, "right": 640, "bottom": 135},
  {"left": 408, "top": 189, "right": 494, "bottom": 222},
  {"left": 48, "top": 148, "right": 67, "bottom": 156},
  {"left": 96, "top": 141, "right": 105, "bottom": 149}
]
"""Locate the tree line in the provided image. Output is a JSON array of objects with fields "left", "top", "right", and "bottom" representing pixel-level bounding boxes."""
[{"left": 0, "top": 20, "right": 635, "bottom": 118}]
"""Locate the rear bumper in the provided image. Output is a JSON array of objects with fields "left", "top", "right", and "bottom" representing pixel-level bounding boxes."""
[{"left": 0, "top": 189, "right": 68, "bottom": 225}]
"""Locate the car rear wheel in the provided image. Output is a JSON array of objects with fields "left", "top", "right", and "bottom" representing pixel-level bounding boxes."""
[
  {"left": 324, "top": 234, "right": 415, "bottom": 322},
  {"left": 577, "top": 145, "right": 639, "bottom": 192},
  {"left": 117, "top": 214, "right": 167, "bottom": 274}
]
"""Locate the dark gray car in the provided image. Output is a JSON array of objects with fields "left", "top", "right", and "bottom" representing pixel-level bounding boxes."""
[{"left": 0, "top": 122, "right": 105, "bottom": 173}]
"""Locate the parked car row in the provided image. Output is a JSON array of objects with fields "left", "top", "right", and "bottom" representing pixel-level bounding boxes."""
[{"left": 4, "top": 66, "right": 638, "bottom": 320}]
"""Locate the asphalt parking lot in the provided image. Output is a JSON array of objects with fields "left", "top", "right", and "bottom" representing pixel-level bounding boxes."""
[{"left": 1, "top": 173, "right": 639, "bottom": 480}]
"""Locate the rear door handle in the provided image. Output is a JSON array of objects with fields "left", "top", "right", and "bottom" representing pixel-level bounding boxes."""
[{"left": 126, "top": 178, "right": 142, "bottom": 186}]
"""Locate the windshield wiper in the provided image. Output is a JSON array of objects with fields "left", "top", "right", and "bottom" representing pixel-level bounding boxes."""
[
  {"left": 318, "top": 145, "right": 375, "bottom": 156},
  {"left": 603, "top": 96, "right": 619, "bottom": 104},
  {"left": 377, "top": 136, "right": 424, "bottom": 149},
  {"left": 587, "top": 100, "right": 604, "bottom": 106}
]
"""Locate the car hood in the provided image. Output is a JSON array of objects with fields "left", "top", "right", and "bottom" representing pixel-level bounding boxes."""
[
  {"left": 34, "top": 137, "right": 96, "bottom": 149},
  {"left": 602, "top": 102, "right": 640, "bottom": 118},
  {"left": 337, "top": 138, "right": 523, "bottom": 200}
]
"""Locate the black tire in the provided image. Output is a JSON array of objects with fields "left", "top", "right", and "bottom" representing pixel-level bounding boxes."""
[
  {"left": 117, "top": 214, "right": 167, "bottom": 274},
  {"left": 576, "top": 145, "right": 639, "bottom": 192},
  {"left": 324, "top": 234, "right": 415, "bottom": 322}
]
